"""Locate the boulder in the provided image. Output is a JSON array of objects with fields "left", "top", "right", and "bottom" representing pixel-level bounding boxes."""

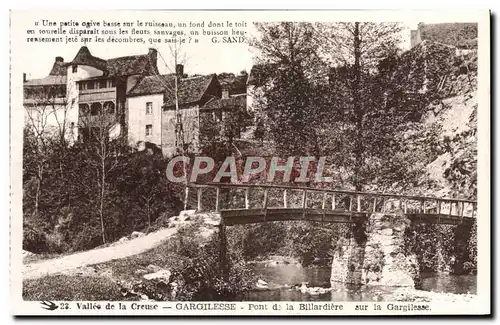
[
  {"left": 146, "top": 264, "right": 162, "bottom": 272},
  {"left": 131, "top": 231, "right": 145, "bottom": 239},
  {"left": 179, "top": 210, "right": 196, "bottom": 218},
  {"left": 143, "top": 269, "right": 171, "bottom": 285}
]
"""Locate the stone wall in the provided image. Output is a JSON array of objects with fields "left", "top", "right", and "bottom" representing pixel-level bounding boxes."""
[
  {"left": 331, "top": 213, "right": 420, "bottom": 288},
  {"left": 330, "top": 223, "right": 366, "bottom": 285},
  {"left": 362, "top": 213, "right": 419, "bottom": 287}
]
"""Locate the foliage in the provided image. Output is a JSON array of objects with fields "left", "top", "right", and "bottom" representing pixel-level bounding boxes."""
[
  {"left": 418, "top": 23, "right": 478, "bottom": 49},
  {"left": 23, "top": 129, "right": 182, "bottom": 253},
  {"left": 23, "top": 275, "right": 133, "bottom": 301},
  {"left": 226, "top": 221, "right": 345, "bottom": 267}
]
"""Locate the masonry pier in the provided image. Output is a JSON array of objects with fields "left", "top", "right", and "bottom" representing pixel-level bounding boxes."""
[{"left": 331, "top": 212, "right": 419, "bottom": 287}]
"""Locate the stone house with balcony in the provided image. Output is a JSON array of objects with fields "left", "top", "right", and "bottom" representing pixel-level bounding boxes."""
[{"left": 67, "top": 46, "right": 159, "bottom": 142}]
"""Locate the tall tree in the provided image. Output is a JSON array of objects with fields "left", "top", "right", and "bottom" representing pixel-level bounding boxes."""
[
  {"left": 78, "top": 104, "right": 128, "bottom": 244},
  {"left": 315, "top": 22, "right": 404, "bottom": 190},
  {"left": 250, "top": 22, "right": 324, "bottom": 156}
]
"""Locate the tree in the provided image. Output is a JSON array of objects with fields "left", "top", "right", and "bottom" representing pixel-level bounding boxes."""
[
  {"left": 250, "top": 22, "right": 323, "bottom": 156},
  {"left": 78, "top": 104, "right": 129, "bottom": 244},
  {"left": 314, "top": 22, "right": 404, "bottom": 190},
  {"left": 150, "top": 42, "right": 191, "bottom": 209},
  {"left": 23, "top": 82, "right": 74, "bottom": 217}
]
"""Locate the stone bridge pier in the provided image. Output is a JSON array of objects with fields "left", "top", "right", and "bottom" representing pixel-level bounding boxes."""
[{"left": 331, "top": 212, "right": 419, "bottom": 287}]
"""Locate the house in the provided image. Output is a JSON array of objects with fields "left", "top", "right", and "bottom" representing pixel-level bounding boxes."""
[
  {"left": 23, "top": 46, "right": 160, "bottom": 145},
  {"left": 67, "top": 46, "right": 159, "bottom": 142},
  {"left": 127, "top": 66, "right": 222, "bottom": 156}
]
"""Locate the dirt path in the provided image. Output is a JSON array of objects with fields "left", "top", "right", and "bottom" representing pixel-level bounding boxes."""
[{"left": 23, "top": 227, "right": 178, "bottom": 280}]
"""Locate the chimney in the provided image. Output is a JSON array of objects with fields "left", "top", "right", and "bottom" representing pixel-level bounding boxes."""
[
  {"left": 148, "top": 48, "right": 157, "bottom": 70},
  {"left": 175, "top": 64, "right": 184, "bottom": 77},
  {"left": 23, "top": 73, "right": 27, "bottom": 83},
  {"left": 55, "top": 56, "right": 64, "bottom": 63},
  {"left": 222, "top": 87, "right": 230, "bottom": 99}
]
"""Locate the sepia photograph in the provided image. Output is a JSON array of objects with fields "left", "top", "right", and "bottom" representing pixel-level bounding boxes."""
[{"left": 9, "top": 10, "right": 490, "bottom": 316}]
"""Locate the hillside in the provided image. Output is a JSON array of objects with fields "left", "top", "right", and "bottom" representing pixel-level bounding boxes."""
[{"left": 383, "top": 40, "right": 478, "bottom": 200}]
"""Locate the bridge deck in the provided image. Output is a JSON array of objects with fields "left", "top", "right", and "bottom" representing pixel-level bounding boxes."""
[{"left": 219, "top": 208, "right": 474, "bottom": 226}]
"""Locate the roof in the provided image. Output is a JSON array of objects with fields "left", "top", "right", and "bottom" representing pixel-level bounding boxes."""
[
  {"left": 202, "top": 95, "right": 247, "bottom": 111},
  {"left": 68, "top": 46, "right": 159, "bottom": 77},
  {"left": 68, "top": 46, "right": 107, "bottom": 71},
  {"left": 23, "top": 97, "right": 67, "bottom": 106},
  {"left": 128, "top": 74, "right": 216, "bottom": 107},
  {"left": 127, "top": 74, "right": 175, "bottom": 96},
  {"left": 106, "top": 54, "right": 158, "bottom": 77},
  {"left": 24, "top": 75, "right": 67, "bottom": 86}
]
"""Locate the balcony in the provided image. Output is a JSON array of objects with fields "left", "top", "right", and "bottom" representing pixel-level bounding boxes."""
[{"left": 79, "top": 87, "right": 116, "bottom": 103}]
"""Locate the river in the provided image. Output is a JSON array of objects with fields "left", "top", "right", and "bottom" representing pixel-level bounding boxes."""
[{"left": 240, "top": 262, "right": 477, "bottom": 301}]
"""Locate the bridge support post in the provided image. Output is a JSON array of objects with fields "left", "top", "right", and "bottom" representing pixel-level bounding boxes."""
[
  {"left": 330, "top": 222, "right": 366, "bottom": 285},
  {"left": 331, "top": 212, "right": 419, "bottom": 288}
]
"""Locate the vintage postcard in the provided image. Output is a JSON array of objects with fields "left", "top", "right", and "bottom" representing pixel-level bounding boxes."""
[{"left": 10, "top": 9, "right": 490, "bottom": 316}]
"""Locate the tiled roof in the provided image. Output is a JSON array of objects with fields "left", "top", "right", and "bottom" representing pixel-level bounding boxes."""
[
  {"left": 24, "top": 75, "right": 67, "bottom": 86},
  {"left": 106, "top": 54, "right": 158, "bottom": 77},
  {"left": 128, "top": 74, "right": 216, "bottom": 107},
  {"left": 68, "top": 46, "right": 107, "bottom": 71},
  {"left": 68, "top": 46, "right": 159, "bottom": 77},
  {"left": 202, "top": 95, "right": 247, "bottom": 111}
]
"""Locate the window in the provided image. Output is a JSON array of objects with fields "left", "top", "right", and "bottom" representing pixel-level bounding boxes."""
[
  {"left": 79, "top": 82, "right": 87, "bottom": 91},
  {"left": 146, "top": 102, "right": 153, "bottom": 115},
  {"left": 90, "top": 102, "right": 102, "bottom": 116},
  {"left": 145, "top": 124, "right": 153, "bottom": 137},
  {"left": 87, "top": 82, "right": 95, "bottom": 90},
  {"left": 79, "top": 103, "right": 90, "bottom": 116},
  {"left": 72, "top": 65, "right": 78, "bottom": 73},
  {"left": 104, "top": 101, "right": 115, "bottom": 114},
  {"left": 98, "top": 80, "right": 107, "bottom": 89},
  {"left": 107, "top": 79, "right": 115, "bottom": 88}
]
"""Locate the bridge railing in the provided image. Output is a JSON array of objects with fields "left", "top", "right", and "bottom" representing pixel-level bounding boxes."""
[{"left": 187, "top": 183, "right": 477, "bottom": 220}]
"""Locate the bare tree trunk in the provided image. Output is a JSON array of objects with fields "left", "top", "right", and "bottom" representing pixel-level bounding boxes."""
[
  {"left": 146, "top": 200, "right": 151, "bottom": 228},
  {"left": 34, "top": 164, "right": 43, "bottom": 217},
  {"left": 353, "top": 22, "right": 363, "bottom": 192},
  {"left": 99, "top": 155, "right": 106, "bottom": 244}
]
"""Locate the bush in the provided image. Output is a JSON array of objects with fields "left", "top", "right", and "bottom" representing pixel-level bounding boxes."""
[{"left": 23, "top": 221, "right": 49, "bottom": 254}]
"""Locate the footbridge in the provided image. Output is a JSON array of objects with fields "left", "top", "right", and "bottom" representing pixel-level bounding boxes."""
[{"left": 188, "top": 183, "right": 477, "bottom": 226}]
